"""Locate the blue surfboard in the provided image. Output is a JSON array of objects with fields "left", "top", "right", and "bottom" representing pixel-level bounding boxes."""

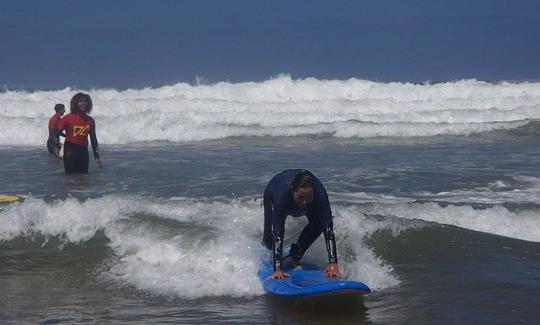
[{"left": 258, "top": 261, "right": 371, "bottom": 297}]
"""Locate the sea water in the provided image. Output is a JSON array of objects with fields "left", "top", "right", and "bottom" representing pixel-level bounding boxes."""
[{"left": 1, "top": 76, "right": 540, "bottom": 323}]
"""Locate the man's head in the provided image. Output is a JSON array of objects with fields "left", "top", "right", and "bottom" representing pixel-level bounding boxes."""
[
  {"left": 290, "top": 170, "right": 315, "bottom": 209},
  {"left": 54, "top": 103, "right": 65, "bottom": 116}
]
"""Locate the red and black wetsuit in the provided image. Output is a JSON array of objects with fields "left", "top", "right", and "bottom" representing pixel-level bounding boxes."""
[
  {"left": 47, "top": 113, "right": 63, "bottom": 154},
  {"left": 56, "top": 112, "right": 100, "bottom": 173}
]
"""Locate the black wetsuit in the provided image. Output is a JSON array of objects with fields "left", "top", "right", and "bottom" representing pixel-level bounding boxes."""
[{"left": 263, "top": 169, "right": 338, "bottom": 271}]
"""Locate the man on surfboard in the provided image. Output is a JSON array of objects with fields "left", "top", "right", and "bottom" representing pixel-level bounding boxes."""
[{"left": 263, "top": 169, "right": 341, "bottom": 279}]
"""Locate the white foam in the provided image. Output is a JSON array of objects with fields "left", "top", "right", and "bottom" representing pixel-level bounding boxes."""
[
  {"left": 414, "top": 175, "right": 540, "bottom": 205},
  {"left": 0, "top": 195, "right": 400, "bottom": 297},
  {"left": 331, "top": 191, "right": 415, "bottom": 204},
  {"left": 333, "top": 205, "right": 406, "bottom": 290},
  {"left": 1, "top": 76, "right": 539, "bottom": 145},
  {"left": 362, "top": 202, "right": 540, "bottom": 243},
  {"left": 0, "top": 196, "right": 139, "bottom": 242}
]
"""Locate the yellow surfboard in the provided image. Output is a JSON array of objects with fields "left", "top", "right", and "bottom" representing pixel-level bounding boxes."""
[{"left": 0, "top": 195, "right": 20, "bottom": 203}]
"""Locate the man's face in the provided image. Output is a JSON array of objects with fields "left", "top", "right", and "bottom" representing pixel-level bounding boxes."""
[
  {"left": 78, "top": 98, "right": 88, "bottom": 111},
  {"left": 293, "top": 187, "right": 314, "bottom": 209}
]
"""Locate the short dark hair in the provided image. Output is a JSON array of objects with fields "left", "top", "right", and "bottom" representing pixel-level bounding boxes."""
[
  {"left": 70, "top": 92, "right": 93, "bottom": 114},
  {"left": 291, "top": 170, "right": 315, "bottom": 191},
  {"left": 54, "top": 104, "right": 65, "bottom": 112}
]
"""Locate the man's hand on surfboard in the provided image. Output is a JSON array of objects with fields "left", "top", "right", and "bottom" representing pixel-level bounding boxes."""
[
  {"left": 95, "top": 158, "right": 104, "bottom": 169},
  {"left": 324, "top": 263, "right": 341, "bottom": 278},
  {"left": 269, "top": 268, "right": 290, "bottom": 280}
]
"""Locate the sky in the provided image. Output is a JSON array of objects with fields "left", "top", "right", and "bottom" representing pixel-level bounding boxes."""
[{"left": 1, "top": 0, "right": 540, "bottom": 89}]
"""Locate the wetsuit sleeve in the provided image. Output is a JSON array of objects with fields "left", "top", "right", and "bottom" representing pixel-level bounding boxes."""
[
  {"left": 316, "top": 182, "right": 338, "bottom": 264},
  {"left": 89, "top": 119, "right": 100, "bottom": 159},
  {"left": 50, "top": 129, "right": 62, "bottom": 144},
  {"left": 53, "top": 129, "right": 63, "bottom": 146},
  {"left": 272, "top": 205, "right": 286, "bottom": 271},
  {"left": 48, "top": 118, "right": 55, "bottom": 138},
  {"left": 323, "top": 226, "right": 338, "bottom": 264},
  {"left": 50, "top": 117, "right": 65, "bottom": 138},
  {"left": 54, "top": 118, "right": 66, "bottom": 146}
]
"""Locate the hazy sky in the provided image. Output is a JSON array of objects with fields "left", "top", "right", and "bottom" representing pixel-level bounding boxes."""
[{"left": 2, "top": 0, "right": 540, "bottom": 89}]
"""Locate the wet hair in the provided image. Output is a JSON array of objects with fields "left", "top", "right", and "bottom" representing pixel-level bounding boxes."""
[
  {"left": 70, "top": 92, "right": 93, "bottom": 114},
  {"left": 54, "top": 103, "right": 65, "bottom": 112},
  {"left": 290, "top": 170, "right": 315, "bottom": 191}
]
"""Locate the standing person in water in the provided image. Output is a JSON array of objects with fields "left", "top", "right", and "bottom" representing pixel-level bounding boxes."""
[
  {"left": 263, "top": 169, "right": 341, "bottom": 279},
  {"left": 55, "top": 93, "right": 103, "bottom": 173},
  {"left": 47, "top": 103, "right": 65, "bottom": 157}
]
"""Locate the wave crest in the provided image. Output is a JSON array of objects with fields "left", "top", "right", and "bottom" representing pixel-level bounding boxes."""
[{"left": 1, "top": 76, "right": 539, "bottom": 145}]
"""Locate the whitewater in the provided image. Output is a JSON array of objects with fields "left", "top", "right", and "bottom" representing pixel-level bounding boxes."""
[
  {"left": 1, "top": 76, "right": 540, "bottom": 324},
  {"left": 1, "top": 76, "right": 539, "bottom": 145}
]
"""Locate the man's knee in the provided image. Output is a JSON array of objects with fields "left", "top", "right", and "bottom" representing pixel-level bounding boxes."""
[
  {"left": 289, "top": 243, "right": 305, "bottom": 260},
  {"left": 262, "top": 234, "right": 273, "bottom": 250}
]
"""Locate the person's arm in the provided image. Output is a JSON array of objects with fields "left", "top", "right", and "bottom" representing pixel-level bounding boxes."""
[
  {"left": 269, "top": 206, "right": 289, "bottom": 279},
  {"left": 53, "top": 118, "right": 65, "bottom": 147},
  {"left": 51, "top": 120, "right": 64, "bottom": 156},
  {"left": 89, "top": 120, "right": 103, "bottom": 168},
  {"left": 48, "top": 123, "right": 61, "bottom": 157},
  {"left": 50, "top": 117, "right": 65, "bottom": 139},
  {"left": 54, "top": 129, "right": 63, "bottom": 144},
  {"left": 323, "top": 226, "right": 338, "bottom": 264},
  {"left": 316, "top": 181, "right": 341, "bottom": 277},
  {"left": 52, "top": 129, "right": 65, "bottom": 147},
  {"left": 48, "top": 117, "right": 55, "bottom": 138},
  {"left": 322, "top": 225, "right": 341, "bottom": 277},
  {"left": 272, "top": 207, "right": 286, "bottom": 271}
]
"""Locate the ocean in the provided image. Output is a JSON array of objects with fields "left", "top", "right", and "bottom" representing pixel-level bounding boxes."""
[{"left": 1, "top": 76, "right": 540, "bottom": 324}]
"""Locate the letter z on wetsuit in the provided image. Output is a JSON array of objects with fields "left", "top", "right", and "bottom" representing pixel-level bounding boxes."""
[{"left": 263, "top": 169, "right": 338, "bottom": 271}]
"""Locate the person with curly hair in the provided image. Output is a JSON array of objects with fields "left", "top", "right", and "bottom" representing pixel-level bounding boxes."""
[{"left": 55, "top": 93, "right": 103, "bottom": 173}]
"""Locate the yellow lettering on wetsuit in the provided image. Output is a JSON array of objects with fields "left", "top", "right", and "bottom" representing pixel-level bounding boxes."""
[{"left": 73, "top": 125, "right": 89, "bottom": 137}]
